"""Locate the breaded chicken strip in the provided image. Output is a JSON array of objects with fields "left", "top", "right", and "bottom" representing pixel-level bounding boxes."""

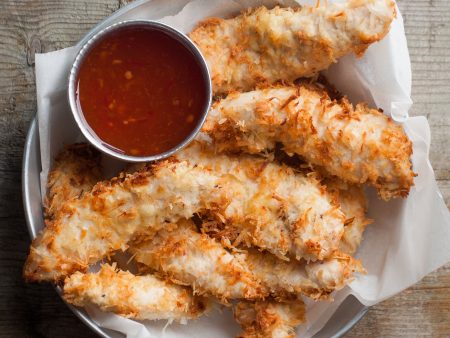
[
  {"left": 45, "top": 144, "right": 102, "bottom": 219},
  {"left": 44, "top": 148, "right": 210, "bottom": 321},
  {"left": 64, "top": 264, "right": 209, "bottom": 322},
  {"left": 24, "top": 143, "right": 345, "bottom": 282},
  {"left": 204, "top": 177, "right": 371, "bottom": 255},
  {"left": 202, "top": 85, "right": 414, "bottom": 200},
  {"left": 189, "top": 0, "right": 396, "bottom": 94},
  {"left": 234, "top": 300, "right": 305, "bottom": 338},
  {"left": 324, "top": 178, "right": 372, "bottom": 254},
  {"left": 130, "top": 219, "right": 265, "bottom": 301},
  {"left": 244, "top": 249, "right": 362, "bottom": 301},
  {"left": 175, "top": 144, "right": 345, "bottom": 262},
  {"left": 132, "top": 220, "right": 361, "bottom": 301},
  {"left": 41, "top": 147, "right": 357, "bottom": 303}
]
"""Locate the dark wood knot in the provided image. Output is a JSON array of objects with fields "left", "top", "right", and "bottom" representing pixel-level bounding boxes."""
[{"left": 27, "top": 35, "right": 42, "bottom": 67}]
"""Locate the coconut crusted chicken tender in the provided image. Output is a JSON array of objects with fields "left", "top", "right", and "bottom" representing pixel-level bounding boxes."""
[
  {"left": 174, "top": 143, "right": 345, "bottom": 262},
  {"left": 47, "top": 146, "right": 359, "bottom": 302},
  {"left": 324, "top": 178, "right": 373, "bottom": 255},
  {"left": 64, "top": 264, "right": 209, "bottom": 322},
  {"left": 24, "top": 143, "right": 345, "bottom": 282},
  {"left": 130, "top": 219, "right": 265, "bottom": 301},
  {"left": 202, "top": 85, "right": 414, "bottom": 200},
  {"left": 189, "top": 0, "right": 396, "bottom": 94},
  {"left": 24, "top": 149, "right": 219, "bottom": 282},
  {"left": 244, "top": 249, "right": 363, "bottom": 301},
  {"left": 234, "top": 300, "right": 305, "bottom": 338},
  {"left": 43, "top": 147, "right": 210, "bottom": 321},
  {"left": 132, "top": 219, "right": 362, "bottom": 301},
  {"left": 44, "top": 144, "right": 102, "bottom": 219}
]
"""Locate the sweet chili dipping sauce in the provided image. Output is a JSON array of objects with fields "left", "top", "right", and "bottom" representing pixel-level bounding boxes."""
[{"left": 76, "top": 26, "right": 208, "bottom": 157}]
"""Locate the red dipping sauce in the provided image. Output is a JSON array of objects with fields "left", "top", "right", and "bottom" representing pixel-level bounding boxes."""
[{"left": 75, "top": 25, "right": 208, "bottom": 157}]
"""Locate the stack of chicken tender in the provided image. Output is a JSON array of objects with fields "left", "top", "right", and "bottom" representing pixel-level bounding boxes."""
[{"left": 24, "top": 0, "right": 415, "bottom": 337}]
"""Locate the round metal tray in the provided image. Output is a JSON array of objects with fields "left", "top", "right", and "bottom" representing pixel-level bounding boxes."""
[{"left": 22, "top": 1, "right": 368, "bottom": 337}]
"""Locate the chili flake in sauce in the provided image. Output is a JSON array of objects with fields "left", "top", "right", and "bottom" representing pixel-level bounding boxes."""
[{"left": 76, "top": 27, "right": 207, "bottom": 157}]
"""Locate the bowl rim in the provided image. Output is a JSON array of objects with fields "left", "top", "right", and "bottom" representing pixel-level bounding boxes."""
[{"left": 67, "top": 19, "right": 212, "bottom": 163}]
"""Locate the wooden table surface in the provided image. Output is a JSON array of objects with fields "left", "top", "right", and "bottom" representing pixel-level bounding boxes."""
[{"left": 0, "top": 0, "right": 449, "bottom": 337}]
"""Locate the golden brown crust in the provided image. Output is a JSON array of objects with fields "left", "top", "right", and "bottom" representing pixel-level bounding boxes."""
[
  {"left": 24, "top": 143, "right": 346, "bottom": 282},
  {"left": 25, "top": 140, "right": 364, "bottom": 332},
  {"left": 24, "top": 144, "right": 102, "bottom": 282},
  {"left": 244, "top": 249, "right": 364, "bottom": 301},
  {"left": 234, "top": 300, "right": 305, "bottom": 338},
  {"left": 175, "top": 143, "right": 346, "bottom": 262},
  {"left": 323, "top": 178, "right": 373, "bottom": 254},
  {"left": 64, "top": 264, "right": 209, "bottom": 321},
  {"left": 202, "top": 85, "right": 414, "bottom": 200},
  {"left": 38, "top": 149, "right": 210, "bottom": 322},
  {"left": 132, "top": 221, "right": 363, "bottom": 301},
  {"left": 44, "top": 143, "right": 101, "bottom": 219},
  {"left": 130, "top": 219, "right": 265, "bottom": 302},
  {"left": 190, "top": 1, "right": 396, "bottom": 95}
]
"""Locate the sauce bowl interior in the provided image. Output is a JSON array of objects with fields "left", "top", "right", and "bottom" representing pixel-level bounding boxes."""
[{"left": 68, "top": 20, "right": 212, "bottom": 163}]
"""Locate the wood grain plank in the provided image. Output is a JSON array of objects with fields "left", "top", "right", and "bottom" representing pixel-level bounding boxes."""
[{"left": 346, "top": 287, "right": 450, "bottom": 337}]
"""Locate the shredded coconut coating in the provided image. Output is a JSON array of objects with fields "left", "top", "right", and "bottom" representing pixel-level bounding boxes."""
[
  {"left": 130, "top": 219, "right": 265, "bottom": 301},
  {"left": 189, "top": 0, "right": 396, "bottom": 95},
  {"left": 24, "top": 153, "right": 216, "bottom": 282},
  {"left": 234, "top": 300, "right": 305, "bottom": 338},
  {"left": 44, "top": 144, "right": 102, "bottom": 219},
  {"left": 63, "top": 264, "right": 209, "bottom": 321},
  {"left": 202, "top": 85, "right": 414, "bottom": 200},
  {"left": 324, "top": 178, "right": 373, "bottom": 254},
  {"left": 244, "top": 249, "right": 363, "bottom": 301},
  {"left": 175, "top": 143, "right": 345, "bottom": 261},
  {"left": 43, "top": 149, "right": 210, "bottom": 322},
  {"left": 132, "top": 220, "right": 361, "bottom": 301},
  {"left": 24, "top": 143, "right": 345, "bottom": 282}
]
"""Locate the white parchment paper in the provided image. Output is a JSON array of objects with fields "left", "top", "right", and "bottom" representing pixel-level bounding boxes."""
[{"left": 34, "top": 0, "right": 450, "bottom": 337}]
